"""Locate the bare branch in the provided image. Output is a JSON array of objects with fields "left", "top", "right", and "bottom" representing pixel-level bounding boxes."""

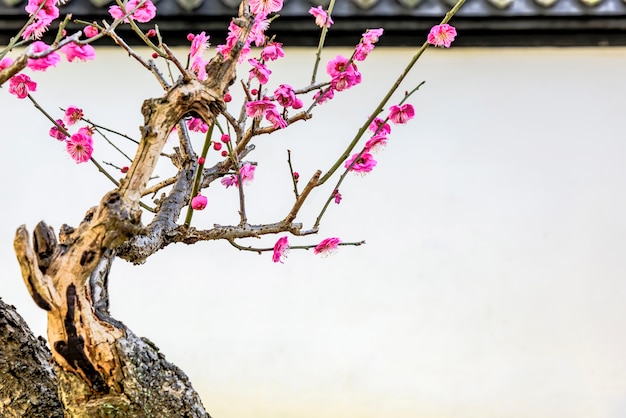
[{"left": 105, "top": 27, "right": 170, "bottom": 90}]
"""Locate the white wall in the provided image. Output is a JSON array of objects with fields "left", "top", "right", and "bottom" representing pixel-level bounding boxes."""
[{"left": 1, "top": 45, "right": 625, "bottom": 417}]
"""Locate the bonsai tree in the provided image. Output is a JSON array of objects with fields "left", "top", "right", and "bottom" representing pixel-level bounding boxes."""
[{"left": 0, "top": 0, "right": 463, "bottom": 415}]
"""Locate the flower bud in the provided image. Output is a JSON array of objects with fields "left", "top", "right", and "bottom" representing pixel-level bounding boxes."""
[{"left": 191, "top": 194, "right": 207, "bottom": 210}]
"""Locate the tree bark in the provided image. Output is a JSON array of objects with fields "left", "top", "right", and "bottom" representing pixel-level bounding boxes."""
[{"left": 0, "top": 297, "right": 63, "bottom": 418}]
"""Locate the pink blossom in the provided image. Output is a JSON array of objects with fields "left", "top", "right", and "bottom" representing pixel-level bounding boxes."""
[
  {"left": 66, "top": 132, "right": 93, "bottom": 163},
  {"left": 365, "top": 134, "right": 388, "bottom": 153},
  {"left": 309, "top": 6, "right": 333, "bottom": 28},
  {"left": 272, "top": 236, "right": 289, "bottom": 263},
  {"left": 261, "top": 42, "right": 284, "bottom": 61},
  {"left": 60, "top": 43, "right": 96, "bottom": 62},
  {"left": 190, "top": 56, "right": 208, "bottom": 80},
  {"left": 221, "top": 163, "right": 256, "bottom": 188},
  {"left": 274, "top": 84, "right": 296, "bottom": 108},
  {"left": 0, "top": 57, "right": 14, "bottom": 70},
  {"left": 187, "top": 117, "right": 208, "bottom": 133},
  {"left": 354, "top": 28, "right": 384, "bottom": 61},
  {"left": 78, "top": 126, "right": 94, "bottom": 137},
  {"left": 240, "top": 163, "right": 256, "bottom": 183},
  {"left": 427, "top": 24, "right": 457, "bottom": 48},
  {"left": 344, "top": 152, "right": 377, "bottom": 173},
  {"left": 64, "top": 106, "right": 83, "bottom": 126},
  {"left": 313, "top": 88, "right": 334, "bottom": 104},
  {"left": 221, "top": 134, "right": 230, "bottom": 143},
  {"left": 126, "top": 0, "right": 156, "bottom": 22},
  {"left": 216, "top": 21, "right": 241, "bottom": 58},
  {"left": 189, "top": 31, "right": 210, "bottom": 61},
  {"left": 27, "top": 41, "right": 60, "bottom": 71},
  {"left": 22, "top": 0, "right": 58, "bottom": 39},
  {"left": 25, "top": 0, "right": 58, "bottom": 21},
  {"left": 220, "top": 175, "right": 237, "bottom": 188},
  {"left": 246, "top": 98, "right": 276, "bottom": 119},
  {"left": 331, "top": 69, "right": 361, "bottom": 91},
  {"left": 265, "top": 107, "right": 287, "bottom": 129},
  {"left": 109, "top": 0, "right": 156, "bottom": 23},
  {"left": 216, "top": 17, "right": 258, "bottom": 62},
  {"left": 108, "top": 5, "right": 125, "bottom": 19},
  {"left": 84, "top": 25, "right": 99, "bottom": 38},
  {"left": 362, "top": 28, "right": 384, "bottom": 44},
  {"left": 9, "top": 74, "right": 37, "bottom": 99},
  {"left": 388, "top": 103, "right": 415, "bottom": 124},
  {"left": 248, "top": 58, "right": 271, "bottom": 84},
  {"left": 249, "top": 13, "right": 270, "bottom": 47},
  {"left": 333, "top": 189, "right": 342, "bottom": 204},
  {"left": 49, "top": 119, "right": 67, "bottom": 141},
  {"left": 354, "top": 42, "right": 374, "bottom": 62},
  {"left": 23, "top": 20, "right": 51, "bottom": 40},
  {"left": 191, "top": 194, "right": 208, "bottom": 210},
  {"left": 292, "top": 98, "right": 303, "bottom": 109},
  {"left": 313, "top": 237, "right": 341, "bottom": 256},
  {"left": 249, "top": 0, "right": 283, "bottom": 16},
  {"left": 326, "top": 55, "right": 361, "bottom": 91},
  {"left": 368, "top": 117, "right": 391, "bottom": 135}
]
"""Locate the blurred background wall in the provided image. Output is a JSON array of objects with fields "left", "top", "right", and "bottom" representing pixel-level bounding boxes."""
[{"left": 1, "top": 45, "right": 625, "bottom": 417}]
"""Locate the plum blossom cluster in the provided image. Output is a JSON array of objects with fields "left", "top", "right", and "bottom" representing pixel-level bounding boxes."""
[
  {"left": 215, "top": 0, "right": 283, "bottom": 63},
  {"left": 23, "top": 0, "right": 59, "bottom": 39},
  {"left": 271, "top": 236, "right": 341, "bottom": 263},
  {"left": 221, "top": 163, "right": 256, "bottom": 188},
  {"left": 313, "top": 28, "right": 383, "bottom": 105},
  {"left": 109, "top": 0, "right": 157, "bottom": 23},
  {"left": 344, "top": 102, "right": 415, "bottom": 174},
  {"left": 188, "top": 32, "right": 211, "bottom": 80},
  {"left": 48, "top": 106, "right": 94, "bottom": 164},
  {"left": 3, "top": 36, "right": 95, "bottom": 101}
]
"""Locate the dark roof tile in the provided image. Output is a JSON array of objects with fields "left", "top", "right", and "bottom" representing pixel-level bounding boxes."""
[{"left": 1, "top": 0, "right": 625, "bottom": 46}]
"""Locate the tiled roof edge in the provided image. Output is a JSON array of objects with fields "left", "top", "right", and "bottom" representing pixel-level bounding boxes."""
[{"left": 1, "top": 0, "right": 626, "bottom": 46}]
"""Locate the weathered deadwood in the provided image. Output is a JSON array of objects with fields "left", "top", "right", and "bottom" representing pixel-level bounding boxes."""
[{"left": 14, "top": 192, "right": 140, "bottom": 394}]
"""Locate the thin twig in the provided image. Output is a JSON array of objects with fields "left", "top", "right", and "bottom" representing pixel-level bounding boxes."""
[
  {"left": 287, "top": 150, "right": 299, "bottom": 199},
  {"left": 310, "top": 0, "right": 336, "bottom": 84},
  {"left": 142, "top": 176, "right": 177, "bottom": 197}
]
